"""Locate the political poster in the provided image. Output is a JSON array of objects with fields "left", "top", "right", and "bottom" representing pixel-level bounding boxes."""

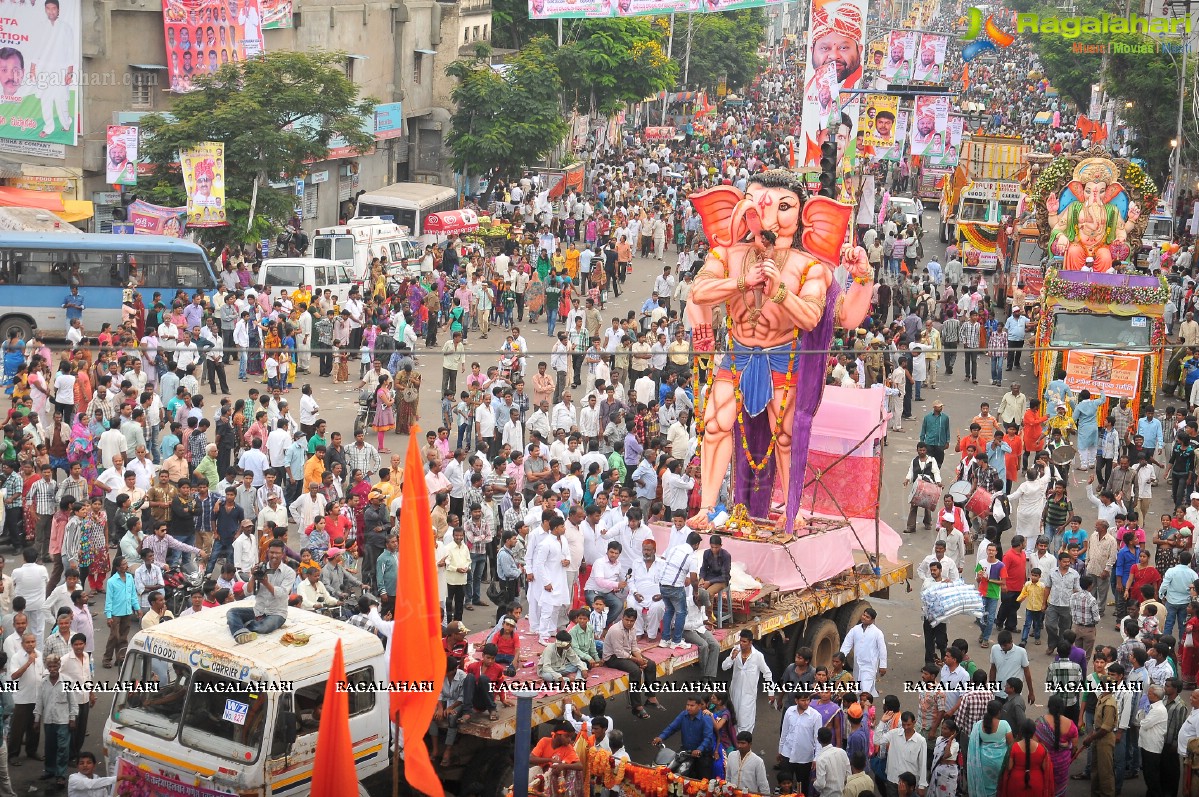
[
  {"left": 881, "top": 31, "right": 915, "bottom": 83},
  {"left": 261, "top": 0, "right": 294, "bottom": 28},
  {"left": 105, "top": 126, "right": 139, "bottom": 187},
  {"left": 181, "top": 142, "right": 227, "bottom": 228},
  {"left": 615, "top": 0, "right": 681, "bottom": 15},
  {"left": 1064, "top": 350, "right": 1143, "bottom": 400},
  {"left": 162, "top": 0, "right": 266, "bottom": 93},
  {"left": 909, "top": 94, "right": 949, "bottom": 157},
  {"left": 912, "top": 34, "right": 947, "bottom": 82},
  {"left": 860, "top": 94, "right": 898, "bottom": 148},
  {"left": 0, "top": 0, "right": 81, "bottom": 147},
  {"left": 528, "top": 0, "right": 613, "bottom": 17},
  {"left": 798, "top": 0, "right": 866, "bottom": 171},
  {"left": 128, "top": 199, "right": 187, "bottom": 237},
  {"left": 930, "top": 115, "right": 963, "bottom": 167},
  {"left": 877, "top": 109, "right": 907, "bottom": 162}
]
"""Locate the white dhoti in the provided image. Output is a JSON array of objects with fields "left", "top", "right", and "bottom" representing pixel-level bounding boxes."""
[{"left": 627, "top": 595, "right": 665, "bottom": 639}]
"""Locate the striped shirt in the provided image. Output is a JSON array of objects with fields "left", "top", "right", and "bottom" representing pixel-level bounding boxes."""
[
  {"left": 26, "top": 478, "right": 58, "bottom": 515},
  {"left": 1046, "top": 658, "right": 1083, "bottom": 707},
  {"left": 941, "top": 317, "right": 961, "bottom": 344},
  {"left": 3, "top": 473, "right": 21, "bottom": 508},
  {"left": 959, "top": 321, "right": 981, "bottom": 349},
  {"left": 1070, "top": 589, "right": 1099, "bottom": 626},
  {"left": 1043, "top": 497, "right": 1073, "bottom": 529}
]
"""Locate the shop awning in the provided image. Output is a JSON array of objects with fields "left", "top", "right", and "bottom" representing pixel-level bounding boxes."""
[
  {"left": 423, "top": 208, "right": 478, "bottom": 235},
  {"left": 0, "top": 187, "right": 63, "bottom": 211},
  {"left": 59, "top": 200, "right": 94, "bottom": 223}
]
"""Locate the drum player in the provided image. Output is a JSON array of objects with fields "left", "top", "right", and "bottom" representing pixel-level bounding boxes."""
[{"left": 903, "top": 442, "right": 942, "bottom": 533}]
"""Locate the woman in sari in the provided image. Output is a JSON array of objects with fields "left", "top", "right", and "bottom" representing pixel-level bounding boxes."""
[
  {"left": 132, "top": 291, "right": 147, "bottom": 340},
  {"left": 395, "top": 364, "right": 420, "bottom": 433},
  {"left": 81, "top": 495, "right": 109, "bottom": 593},
  {"left": 707, "top": 692, "right": 735, "bottom": 779},
  {"left": 967, "top": 700, "right": 1013, "bottom": 797},
  {"left": 372, "top": 373, "right": 396, "bottom": 453},
  {"left": 811, "top": 672, "right": 844, "bottom": 747},
  {"left": 1000, "top": 718, "right": 1053, "bottom": 797},
  {"left": 929, "top": 718, "right": 960, "bottom": 797},
  {"left": 1180, "top": 602, "right": 1199, "bottom": 688},
  {"left": 28, "top": 357, "right": 52, "bottom": 431},
  {"left": 2, "top": 334, "right": 23, "bottom": 387},
  {"left": 247, "top": 312, "right": 264, "bottom": 376},
  {"left": 1034, "top": 695, "right": 1078, "bottom": 797}
]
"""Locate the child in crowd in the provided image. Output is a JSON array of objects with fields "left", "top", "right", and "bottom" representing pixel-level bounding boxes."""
[{"left": 1017, "top": 567, "right": 1047, "bottom": 646}]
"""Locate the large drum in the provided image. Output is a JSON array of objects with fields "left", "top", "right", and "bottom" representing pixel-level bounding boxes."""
[
  {"left": 948, "top": 480, "right": 972, "bottom": 507},
  {"left": 966, "top": 487, "right": 994, "bottom": 516},
  {"left": 909, "top": 479, "right": 941, "bottom": 511}
]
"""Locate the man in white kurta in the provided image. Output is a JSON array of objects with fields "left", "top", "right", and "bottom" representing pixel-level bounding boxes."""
[
  {"left": 35, "top": 0, "right": 77, "bottom": 139},
  {"left": 524, "top": 522, "right": 550, "bottom": 639},
  {"left": 530, "top": 519, "right": 571, "bottom": 643},
  {"left": 721, "top": 629, "right": 775, "bottom": 734},
  {"left": 1008, "top": 468, "right": 1051, "bottom": 554},
  {"left": 627, "top": 542, "right": 665, "bottom": 640},
  {"left": 838, "top": 608, "right": 889, "bottom": 696},
  {"left": 297, "top": 308, "right": 313, "bottom": 372}
]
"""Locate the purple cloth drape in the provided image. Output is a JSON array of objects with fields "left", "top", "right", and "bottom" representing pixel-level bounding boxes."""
[{"left": 732, "top": 282, "right": 841, "bottom": 533}]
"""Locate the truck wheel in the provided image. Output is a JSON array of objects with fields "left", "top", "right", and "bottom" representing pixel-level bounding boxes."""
[
  {"left": 465, "top": 744, "right": 516, "bottom": 797},
  {"left": 801, "top": 619, "right": 841, "bottom": 669},
  {"left": 0, "top": 316, "right": 33, "bottom": 342},
  {"left": 835, "top": 600, "right": 873, "bottom": 638}
]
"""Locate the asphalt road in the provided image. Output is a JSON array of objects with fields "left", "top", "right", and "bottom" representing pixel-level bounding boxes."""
[{"left": 18, "top": 203, "right": 1147, "bottom": 795}]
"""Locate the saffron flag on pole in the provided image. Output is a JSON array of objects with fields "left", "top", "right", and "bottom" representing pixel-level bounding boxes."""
[
  {"left": 311, "top": 640, "right": 359, "bottom": 797},
  {"left": 392, "top": 425, "right": 446, "bottom": 797}
]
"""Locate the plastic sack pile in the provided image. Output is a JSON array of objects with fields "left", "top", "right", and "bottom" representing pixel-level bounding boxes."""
[{"left": 921, "top": 580, "right": 983, "bottom": 627}]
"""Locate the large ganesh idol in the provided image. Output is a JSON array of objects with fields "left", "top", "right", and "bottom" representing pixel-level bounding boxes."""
[
  {"left": 1039, "top": 153, "right": 1151, "bottom": 273},
  {"left": 685, "top": 170, "right": 873, "bottom": 535}
]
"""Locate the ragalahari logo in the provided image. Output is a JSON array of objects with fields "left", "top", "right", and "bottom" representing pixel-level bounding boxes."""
[{"left": 961, "top": 7, "right": 1016, "bottom": 61}]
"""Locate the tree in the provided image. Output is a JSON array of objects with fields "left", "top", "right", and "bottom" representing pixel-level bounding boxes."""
[
  {"left": 679, "top": 10, "right": 765, "bottom": 92},
  {"left": 556, "top": 18, "right": 678, "bottom": 116},
  {"left": 446, "top": 40, "right": 570, "bottom": 181},
  {"left": 490, "top": 0, "right": 555, "bottom": 50},
  {"left": 139, "top": 51, "right": 376, "bottom": 246}
]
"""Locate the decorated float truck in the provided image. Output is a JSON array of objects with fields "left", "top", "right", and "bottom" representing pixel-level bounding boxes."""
[
  {"left": 939, "top": 134, "right": 1029, "bottom": 275},
  {"left": 1028, "top": 149, "right": 1166, "bottom": 416}
]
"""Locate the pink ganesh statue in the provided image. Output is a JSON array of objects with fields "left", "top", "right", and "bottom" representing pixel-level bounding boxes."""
[{"left": 685, "top": 170, "right": 874, "bottom": 535}]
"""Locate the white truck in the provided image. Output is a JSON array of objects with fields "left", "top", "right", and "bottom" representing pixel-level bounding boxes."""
[
  {"left": 103, "top": 604, "right": 390, "bottom": 797},
  {"left": 311, "top": 217, "right": 424, "bottom": 282}
]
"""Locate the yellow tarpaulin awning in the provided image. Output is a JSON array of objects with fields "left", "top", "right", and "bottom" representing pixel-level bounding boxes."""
[{"left": 59, "top": 200, "right": 93, "bottom": 223}]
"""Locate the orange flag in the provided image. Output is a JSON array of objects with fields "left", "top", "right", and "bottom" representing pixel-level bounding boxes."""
[
  {"left": 311, "top": 640, "right": 359, "bottom": 797},
  {"left": 391, "top": 425, "right": 447, "bottom": 797}
]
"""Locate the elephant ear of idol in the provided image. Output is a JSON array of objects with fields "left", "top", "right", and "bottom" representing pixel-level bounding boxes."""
[
  {"left": 801, "top": 196, "right": 854, "bottom": 266},
  {"left": 688, "top": 185, "right": 745, "bottom": 248}
]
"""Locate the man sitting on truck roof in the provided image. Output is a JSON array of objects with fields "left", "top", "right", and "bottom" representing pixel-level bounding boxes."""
[{"left": 227, "top": 540, "right": 293, "bottom": 644}]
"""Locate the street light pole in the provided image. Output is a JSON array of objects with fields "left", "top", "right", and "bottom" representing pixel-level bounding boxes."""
[{"left": 1172, "top": 30, "right": 1188, "bottom": 238}]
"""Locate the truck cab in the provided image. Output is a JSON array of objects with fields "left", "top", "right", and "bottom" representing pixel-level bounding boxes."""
[
  {"left": 311, "top": 218, "right": 423, "bottom": 282},
  {"left": 103, "top": 605, "right": 389, "bottom": 797}
]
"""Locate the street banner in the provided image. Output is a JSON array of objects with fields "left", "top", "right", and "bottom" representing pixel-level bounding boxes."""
[
  {"left": 614, "top": 0, "right": 680, "bottom": 15},
  {"left": 162, "top": 0, "right": 267, "bottom": 93},
  {"left": 0, "top": 0, "right": 81, "bottom": 147},
  {"left": 909, "top": 94, "right": 949, "bottom": 157},
  {"left": 528, "top": 0, "right": 620, "bottom": 17},
  {"left": 912, "top": 33, "right": 947, "bottom": 82},
  {"left": 529, "top": 0, "right": 784, "bottom": 16},
  {"left": 105, "top": 126, "right": 139, "bottom": 186},
  {"left": 860, "top": 94, "right": 898, "bottom": 148},
  {"left": 877, "top": 109, "right": 907, "bottom": 162},
  {"left": 128, "top": 199, "right": 187, "bottom": 237},
  {"left": 181, "top": 142, "right": 228, "bottom": 227},
  {"left": 929, "top": 115, "right": 963, "bottom": 167},
  {"left": 798, "top": 0, "right": 866, "bottom": 170},
  {"left": 881, "top": 30, "right": 915, "bottom": 83},
  {"left": 262, "top": 0, "right": 294, "bottom": 28},
  {"left": 1064, "top": 350, "right": 1144, "bottom": 400}
]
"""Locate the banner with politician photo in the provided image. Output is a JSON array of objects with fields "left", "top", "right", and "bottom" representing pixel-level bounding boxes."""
[
  {"left": 860, "top": 94, "right": 898, "bottom": 148},
  {"left": 912, "top": 34, "right": 946, "bottom": 82},
  {"left": 162, "top": 0, "right": 267, "bottom": 93},
  {"left": 105, "top": 125, "right": 139, "bottom": 186},
  {"left": 881, "top": 30, "right": 915, "bottom": 83},
  {"left": 798, "top": 0, "right": 866, "bottom": 170},
  {"left": 909, "top": 94, "right": 949, "bottom": 157},
  {"left": 181, "top": 142, "right": 227, "bottom": 228},
  {"left": 929, "top": 115, "right": 963, "bottom": 167},
  {"left": 528, "top": 0, "right": 612, "bottom": 17},
  {"left": 261, "top": 0, "right": 293, "bottom": 28},
  {"left": 0, "top": 0, "right": 81, "bottom": 147},
  {"left": 877, "top": 109, "right": 907, "bottom": 162}
]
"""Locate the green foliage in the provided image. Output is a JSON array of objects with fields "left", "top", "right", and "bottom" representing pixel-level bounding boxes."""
[
  {"left": 139, "top": 51, "right": 376, "bottom": 247},
  {"left": 679, "top": 10, "right": 765, "bottom": 91},
  {"left": 490, "top": 0, "right": 555, "bottom": 49},
  {"left": 446, "top": 38, "right": 570, "bottom": 180},
  {"left": 557, "top": 18, "right": 678, "bottom": 115}
]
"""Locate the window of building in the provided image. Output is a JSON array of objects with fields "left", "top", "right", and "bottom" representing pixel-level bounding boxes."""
[
  {"left": 303, "top": 184, "right": 318, "bottom": 221},
  {"left": 464, "top": 28, "right": 470, "bottom": 43},
  {"left": 483, "top": 24, "right": 489, "bottom": 39},
  {"left": 344, "top": 57, "right": 355, "bottom": 83},
  {"left": 472, "top": 26, "right": 480, "bottom": 40},
  {"left": 414, "top": 53, "right": 423, "bottom": 85},
  {"left": 131, "top": 70, "right": 155, "bottom": 109}
]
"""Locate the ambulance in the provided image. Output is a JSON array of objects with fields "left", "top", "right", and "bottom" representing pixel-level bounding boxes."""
[
  {"left": 311, "top": 217, "right": 424, "bottom": 282},
  {"left": 103, "top": 604, "right": 392, "bottom": 797}
]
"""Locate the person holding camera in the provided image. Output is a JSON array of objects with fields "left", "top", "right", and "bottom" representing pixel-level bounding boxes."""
[
  {"left": 227, "top": 540, "right": 294, "bottom": 645},
  {"left": 297, "top": 566, "right": 337, "bottom": 611}
]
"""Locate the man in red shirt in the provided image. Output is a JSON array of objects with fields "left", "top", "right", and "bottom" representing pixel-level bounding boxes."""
[
  {"left": 529, "top": 720, "right": 582, "bottom": 792},
  {"left": 462, "top": 642, "right": 510, "bottom": 721},
  {"left": 996, "top": 535, "right": 1027, "bottom": 635}
]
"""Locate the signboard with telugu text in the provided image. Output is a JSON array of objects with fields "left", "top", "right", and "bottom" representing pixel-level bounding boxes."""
[{"left": 1063, "top": 350, "right": 1143, "bottom": 400}]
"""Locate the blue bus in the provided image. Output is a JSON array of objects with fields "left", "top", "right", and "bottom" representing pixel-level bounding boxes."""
[{"left": 0, "top": 232, "right": 216, "bottom": 339}]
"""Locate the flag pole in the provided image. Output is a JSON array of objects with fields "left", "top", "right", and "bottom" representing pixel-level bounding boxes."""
[{"left": 392, "top": 709, "right": 402, "bottom": 797}]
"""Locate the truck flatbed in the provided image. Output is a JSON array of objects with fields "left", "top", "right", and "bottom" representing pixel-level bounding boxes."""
[{"left": 459, "top": 553, "right": 912, "bottom": 741}]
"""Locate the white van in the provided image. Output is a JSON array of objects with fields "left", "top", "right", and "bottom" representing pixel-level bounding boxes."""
[
  {"left": 256, "top": 257, "right": 356, "bottom": 307},
  {"left": 354, "top": 182, "right": 458, "bottom": 239},
  {"left": 104, "top": 604, "right": 391, "bottom": 797},
  {"left": 311, "top": 217, "right": 423, "bottom": 282}
]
